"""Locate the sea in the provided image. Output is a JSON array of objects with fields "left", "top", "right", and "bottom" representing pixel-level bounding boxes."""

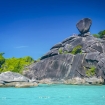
[{"left": 0, "top": 84, "right": 105, "bottom": 105}]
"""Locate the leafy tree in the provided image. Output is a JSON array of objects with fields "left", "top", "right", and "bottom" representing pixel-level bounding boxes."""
[
  {"left": 58, "top": 48, "right": 63, "bottom": 54},
  {"left": 0, "top": 53, "right": 5, "bottom": 67},
  {"left": 93, "top": 30, "right": 105, "bottom": 38},
  {"left": 0, "top": 56, "right": 34, "bottom": 74},
  {"left": 98, "top": 30, "right": 105, "bottom": 38}
]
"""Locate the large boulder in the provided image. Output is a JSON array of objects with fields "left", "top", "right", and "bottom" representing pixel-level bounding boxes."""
[
  {"left": 0, "top": 71, "right": 29, "bottom": 82},
  {"left": 23, "top": 18, "right": 105, "bottom": 85},
  {"left": 76, "top": 18, "right": 92, "bottom": 34}
]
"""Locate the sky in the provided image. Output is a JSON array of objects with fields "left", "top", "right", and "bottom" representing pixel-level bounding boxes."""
[{"left": 0, "top": 0, "right": 105, "bottom": 59}]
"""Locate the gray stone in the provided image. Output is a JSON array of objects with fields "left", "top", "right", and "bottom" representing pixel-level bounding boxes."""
[
  {"left": 15, "top": 82, "right": 38, "bottom": 88},
  {"left": 76, "top": 18, "right": 92, "bottom": 34},
  {"left": 50, "top": 43, "right": 62, "bottom": 50},
  {"left": 83, "top": 32, "right": 91, "bottom": 36},
  {"left": 79, "top": 32, "right": 91, "bottom": 37},
  {"left": 91, "top": 43, "right": 103, "bottom": 53},
  {"left": 70, "top": 37, "right": 82, "bottom": 47},
  {"left": 63, "top": 44, "right": 72, "bottom": 52},
  {"left": 69, "top": 54, "right": 85, "bottom": 78},
  {"left": 62, "top": 36, "right": 76, "bottom": 44},
  {"left": 85, "top": 52, "right": 100, "bottom": 61},
  {"left": 0, "top": 80, "right": 4, "bottom": 84},
  {"left": 0, "top": 71, "right": 30, "bottom": 82},
  {"left": 41, "top": 49, "right": 58, "bottom": 60}
]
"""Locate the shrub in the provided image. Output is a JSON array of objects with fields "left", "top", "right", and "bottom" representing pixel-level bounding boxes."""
[
  {"left": 63, "top": 51, "right": 68, "bottom": 54},
  {"left": 93, "top": 34, "right": 99, "bottom": 38},
  {"left": 98, "top": 30, "right": 105, "bottom": 38},
  {"left": 58, "top": 48, "right": 63, "bottom": 54},
  {"left": 86, "top": 66, "right": 96, "bottom": 77},
  {"left": 71, "top": 45, "right": 82, "bottom": 55},
  {"left": 93, "top": 30, "right": 105, "bottom": 38}
]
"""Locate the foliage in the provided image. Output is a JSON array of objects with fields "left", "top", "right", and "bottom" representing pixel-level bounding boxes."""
[
  {"left": 63, "top": 51, "right": 68, "bottom": 54},
  {"left": 86, "top": 66, "right": 96, "bottom": 77},
  {"left": 93, "top": 30, "right": 105, "bottom": 38},
  {"left": 93, "top": 34, "right": 99, "bottom": 38},
  {"left": 71, "top": 45, "right": 82, "bottom": 55},
  {"left": 58, "top": 48, "right": 63, "bottom": 54},
  {"left": 0, "top": 56, "right": 34, "bottom": 74},
  {"left": 0, "top": 53, "right": 5, "bottom": 67},
  {"left": 98, "top": 30, "right": 105, "bottom": 38}
]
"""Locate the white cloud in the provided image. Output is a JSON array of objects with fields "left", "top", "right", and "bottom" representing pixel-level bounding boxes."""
[{"left": 14, "top": 46, "right": 29, "bottom": 49}]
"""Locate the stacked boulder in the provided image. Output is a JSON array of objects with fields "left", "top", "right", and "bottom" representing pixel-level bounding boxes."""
[{"left": 23, "top": 18, "right": 105, "bottom": 85}]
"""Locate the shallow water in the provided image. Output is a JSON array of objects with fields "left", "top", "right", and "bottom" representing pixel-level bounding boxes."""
[{"left": 0, "top": 84, "right": 105, "bottom": 105}]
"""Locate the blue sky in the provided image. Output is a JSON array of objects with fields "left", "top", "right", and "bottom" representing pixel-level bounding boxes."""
[{"left": 0, "top": 0, "right": 105, "bottom": 59}]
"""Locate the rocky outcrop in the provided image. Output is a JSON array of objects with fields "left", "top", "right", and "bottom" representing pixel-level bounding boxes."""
[
  {"left": 23, "top": 18, "right": 105, "bottom": 85},
  {"left": 0, "top": 71, "right": 38, "bottom": 87}
]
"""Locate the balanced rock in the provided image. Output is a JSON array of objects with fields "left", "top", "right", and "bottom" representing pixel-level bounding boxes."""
[{"left": 76, "top": 18, "right": 92, "bottom": 34}]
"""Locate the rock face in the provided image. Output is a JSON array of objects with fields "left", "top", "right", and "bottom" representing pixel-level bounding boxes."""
[
  {"left": 23, "top": 18, "right": 105, "bottom": 85},
  {"left": 0, "top": 71, "right": 38, "bottom": 87},
  {"left": 76, "top": 18, "right": 92, "bottom": 36}
]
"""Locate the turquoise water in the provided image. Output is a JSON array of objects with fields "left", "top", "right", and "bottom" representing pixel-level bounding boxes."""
[{"left": 0, "top": 84, "right": 105, "bottom": 105}]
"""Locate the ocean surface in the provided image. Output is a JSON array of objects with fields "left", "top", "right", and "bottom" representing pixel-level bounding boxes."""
[{"left": 0, "top": 84, "right": 105, "bottom": 105}]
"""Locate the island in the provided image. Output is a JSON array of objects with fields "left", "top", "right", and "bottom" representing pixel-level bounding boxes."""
[{"left": 0, "top": 18, "right": 105, "bottom": 87}]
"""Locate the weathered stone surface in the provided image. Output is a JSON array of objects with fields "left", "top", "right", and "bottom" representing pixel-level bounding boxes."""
[
  {"left": 0, "top": 82, "right": 38, "bottom": 87},
  {"left": 64, "top": 76, "right": 104, "bottom": 85},
  {"left": 50, "top": 43, "right": 62, "bottom": 50},
  {"left": 24, "top": 54, "right": 74, "bottom": 80},
  {"left": 83, "top": 32, "right": 91, "bottom": 36},
  {"left": 63, "top": 44, "right": 72, "bottom": 52},
  {"left": 0, "top": 71, "right": 29, "bottom": 82},
  {"left": 41, "top": 49, "right": 58, "bottom": 60},
  {"left": 69, "top": 54, "right": 85, "bottom": 78},
  {"left": 76, "top": 18, "right": 92, "bottom": 34},
  {"left": 84, "top": 76, "right": 104, "bottom": 84},
  {"left": 91, "top": 43, "right": 103, "bottom": 53},
  {"left": 62, "top": 36, "right": 76, "bottom": 44},
  {"left": 70, "top": 37, "right": 82, "bottom": 47},
  {"left": 15, "top": 82, "right": 38, "bottom": 88},
  {"left": 85, "top": 52, "right": 100, "bottom": 61},
  {"left": 0, "top": 80, "right": 4, "bottom": 84}
]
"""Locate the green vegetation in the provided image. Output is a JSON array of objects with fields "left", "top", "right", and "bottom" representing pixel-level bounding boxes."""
[
  {"left": 0, "top": 53, "right": 5, "bottom": 67},
  {"left": 63, "top": 51, "right": 68, "bottom": 54},
  {"left": 58, "top": 45, "right": 82, "bottom": 55},
  {"left": 71, "top": 45, "right": 82, "bottom": 55},
  {"left": 86, "top": 66, "right": 96, "bottom": 77},
  {"left": 58, "top": 48, "right": 63, "bottom": 54},
  {"left": 93, "top": 30, "right": 105, "bottom": 38},
  {"left": 93, "top": 34, "right": 99, "bottom": 38},
  {"left": 0, "top": 53, "right": 34, "bottom": 74}
]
